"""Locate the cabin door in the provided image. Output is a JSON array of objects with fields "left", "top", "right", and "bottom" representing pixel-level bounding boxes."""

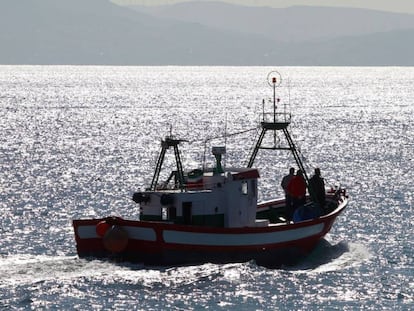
[{"left": 182, "top": 202, "right": 192, "bottom": 225}]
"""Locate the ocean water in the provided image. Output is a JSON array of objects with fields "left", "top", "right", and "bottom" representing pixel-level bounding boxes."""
[{"left": 0, "top": 65, "right": 413, "bottom": 310}]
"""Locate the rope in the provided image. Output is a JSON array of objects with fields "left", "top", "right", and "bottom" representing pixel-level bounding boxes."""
[{"left": 187, "top": 127, "right": 259, "bottom": 145}]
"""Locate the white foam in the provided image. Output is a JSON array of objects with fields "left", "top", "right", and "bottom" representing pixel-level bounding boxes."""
[{"left": 310, "top": 242, "right": 372, "bottom": 274}]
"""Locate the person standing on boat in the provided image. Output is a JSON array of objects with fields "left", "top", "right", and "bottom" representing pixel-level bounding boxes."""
[
  {"left": 309, "top": 167, "right": 326, "bottom": 209},
  {"left": 281, "top": 167, "right": 295, "bottom": 217},
  {"left": 286, "top": 169, "right": 307, "bottom": 219}
]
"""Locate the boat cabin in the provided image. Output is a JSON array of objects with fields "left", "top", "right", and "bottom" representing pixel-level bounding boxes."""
[{"left": 132, "top": 146, "right": 262, "bottom": 228}]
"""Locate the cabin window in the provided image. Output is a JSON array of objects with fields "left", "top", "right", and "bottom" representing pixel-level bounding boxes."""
[
  {"left": 162, "top": 207, "right": 168, "bottom": 220},
  {"left": 242, "top": 181, "right": 248, "bottom": 195},
  {"left": 162, "top": 206, "right": 176, "bottom": 221}
]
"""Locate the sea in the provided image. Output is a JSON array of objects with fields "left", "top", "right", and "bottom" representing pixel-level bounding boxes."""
[{"left": 0, "top": 66, "right": 413, "bottom": 310}]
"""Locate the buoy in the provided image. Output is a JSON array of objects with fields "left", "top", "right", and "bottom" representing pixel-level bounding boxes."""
[
  {"left": 132, "top": 192, "right": 150, "bottom": 203},
  {"left": 102, "top": 225, "right": 129, "bottom": 253},
  {"left": 96, "top": 220, "right": 111, "bottom": 237}
]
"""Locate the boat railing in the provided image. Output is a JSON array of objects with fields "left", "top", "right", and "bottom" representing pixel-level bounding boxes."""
[{"left": 261, "top": 111, "right": 291, "bottom": 125}]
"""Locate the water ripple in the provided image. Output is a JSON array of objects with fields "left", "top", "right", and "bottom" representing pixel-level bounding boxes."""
[{"left": 0, "top": 65, "right": 413, "bottom": 310}]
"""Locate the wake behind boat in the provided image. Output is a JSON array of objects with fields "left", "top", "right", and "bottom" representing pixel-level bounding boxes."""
[{"left": 73, "top": 71, "right": 348, "bottom": 267}]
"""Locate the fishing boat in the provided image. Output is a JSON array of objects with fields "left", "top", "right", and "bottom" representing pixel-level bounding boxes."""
[{"left": 73, "top": 71, "right": 348, "bottom": 267}]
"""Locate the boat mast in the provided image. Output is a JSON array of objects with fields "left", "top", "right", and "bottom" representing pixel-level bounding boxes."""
[
  {"left": 247, "top": 71, "right": 310, "bottom": 185},
  {"left": 149, "top": 137, "right": 185, "bottom": 191}
]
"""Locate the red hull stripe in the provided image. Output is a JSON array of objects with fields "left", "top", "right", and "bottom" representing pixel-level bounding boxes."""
[
  {"left": 162, "top": 224, "right": 324, "bottom": 246},
  {"left": 77, "top": 225, "right": 156, "bottom": 241}
]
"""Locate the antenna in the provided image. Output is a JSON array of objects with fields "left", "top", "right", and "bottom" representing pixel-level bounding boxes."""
[
  {"left": 266, "top": 70, "right": 282, "bottom": 123},
  {"left": 224, "top": 112, "right": 228, "bottom": 169},
  {"left": 287, "top": 78, "right": 290, "bottom": 122}
]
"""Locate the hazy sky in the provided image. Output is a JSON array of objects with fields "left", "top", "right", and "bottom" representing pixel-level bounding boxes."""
[{"left": 112, "top": 0, "right": 414, "bottom": 14}]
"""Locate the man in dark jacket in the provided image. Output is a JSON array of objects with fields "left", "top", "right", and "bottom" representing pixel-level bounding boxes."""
[{"left": 309, "top": 167, "right": 326, "bottom": 209}]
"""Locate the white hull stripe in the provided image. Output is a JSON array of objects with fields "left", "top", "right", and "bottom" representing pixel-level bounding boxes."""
[
  {"left": 77, "top": 223, "right": 324, "bottom": 246},
  {"left": 163, "top": 224, "right": 324, "bottom": 246},
  {"left": 77, "top": 226, "right": 156, "bottom": 241}
]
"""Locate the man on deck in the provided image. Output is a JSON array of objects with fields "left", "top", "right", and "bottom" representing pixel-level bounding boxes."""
[
  {"left": 281, "top": 167, "right": 295, "bottom": 218},
  {"left": 286, "top": 169, "right": 307, "bottom": 220},
  {"left": 309, "top": 167, "right": 326, "bottom": 209}
]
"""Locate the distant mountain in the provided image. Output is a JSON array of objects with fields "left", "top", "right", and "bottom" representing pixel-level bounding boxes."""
[
  {"left": 114, "top": 0, "right": 414, "bottom": 15},
  {"left": 0, "top": 0, "right": 413, "bottom": 65},
  {"left": 130, "top": 2, "right": 414, "bottom": 42},
  {"left": 0, "top": 0, "right": 278, "bottom": 65},
  {"left": 275, "top": 28, "right": 414, "bottom": 66}
]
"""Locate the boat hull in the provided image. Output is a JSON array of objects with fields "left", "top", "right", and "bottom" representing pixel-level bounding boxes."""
[{"left": 73, "top": 197, "right": 347, "bottom": 267}]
